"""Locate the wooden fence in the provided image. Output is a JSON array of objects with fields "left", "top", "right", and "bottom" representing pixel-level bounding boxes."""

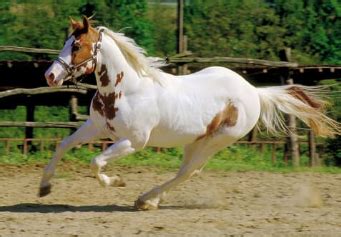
[
  {"left": 0, "top": 137, "right": 322, "bottom": 166},
  {"left": 1, "top": 45, "right": 339, "bottom": 167}
]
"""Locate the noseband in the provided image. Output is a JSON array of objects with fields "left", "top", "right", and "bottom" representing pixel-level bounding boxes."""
[{"left": 55, "top": 28, "right": 104, "bottom": 82}]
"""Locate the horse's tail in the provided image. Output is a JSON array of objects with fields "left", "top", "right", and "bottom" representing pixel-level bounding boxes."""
[{"left": 256, "top": 85, "right": 340, "bottom": 137}]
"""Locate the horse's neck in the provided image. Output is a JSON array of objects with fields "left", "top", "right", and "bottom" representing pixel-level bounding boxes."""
[{"left": 95, "top": 36, "right": 140, "bottom": 95}]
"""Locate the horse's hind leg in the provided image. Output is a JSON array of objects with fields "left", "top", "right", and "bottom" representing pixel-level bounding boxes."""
[
  {"left": 90, "top": 139, "right": 135, "bottom": 187},
  {"left": 135, "top": 136, "right": 236, "bottom": 210},
  {"left": 39, "top": 119, "right": 103, "bottom": 197}
]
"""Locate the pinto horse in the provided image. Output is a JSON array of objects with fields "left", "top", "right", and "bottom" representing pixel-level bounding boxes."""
[{"left": 40, "top": 17, "right": 340, "bottom": 210}]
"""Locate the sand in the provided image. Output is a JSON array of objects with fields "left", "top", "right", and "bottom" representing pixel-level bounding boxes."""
[{"left": 0, "top": 163, "right": 340, "bottom": 236}]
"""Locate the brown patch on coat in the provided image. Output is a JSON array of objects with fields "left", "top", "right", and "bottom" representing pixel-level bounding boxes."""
[
  {"left": 98, "top": 64, "right": 110, "bottom": 87},
  {"left": 91, "top": 90, "right": 120, "bottom": 131},
  {"left": 92, "top": 91, "right": 104, "bottom": 116},
  {"left": 287, "top": 86, "right": 322, "bottom": 110},
  {"left": 196, "top": 102, "right": 238, "bottom": 141},
  {"left": 106, "top": 122, "right": 116, "bottom": 132},
  {"left": 114, "top": 91, "right": 123, "bottom": 100},
  {"left": 100, "top": 92, "right": 119, "bottom": 120},
  {"left": 115, "top": 71, "right": 124, "bottom": 87}
]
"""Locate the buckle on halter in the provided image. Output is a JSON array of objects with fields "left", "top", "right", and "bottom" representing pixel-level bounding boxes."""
[{"left": 97, "top": 42, "right": 102, "bottom": 50}]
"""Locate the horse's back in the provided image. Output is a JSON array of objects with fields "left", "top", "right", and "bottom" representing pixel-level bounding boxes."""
[
  {"left": 185, "top": 66, "right": 261, "bottom": 128},
  {"left": 178, "top": 66, "right": 248, "bottom": 83},
  {"left": 147, "top": 66, "right": 261, "bottom": 147},
  {"left": 179, "top": 66, "right": 260, "bottom": 116}
]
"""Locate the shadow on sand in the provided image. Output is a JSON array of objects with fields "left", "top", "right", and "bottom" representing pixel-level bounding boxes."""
[
  {"left": 0, "top": 202, "right": 221, "bottom": 213},
  {"left": 0, "top": 203, "right": 136, "bottom": 213}
]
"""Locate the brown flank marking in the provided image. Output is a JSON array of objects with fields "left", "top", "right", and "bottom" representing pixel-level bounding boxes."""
[
  {"left": 196, "top": 102, "right": 238, "bottom": 141},
  {"left": 115, "top": 71, "right": 124, "bottom": 87}
]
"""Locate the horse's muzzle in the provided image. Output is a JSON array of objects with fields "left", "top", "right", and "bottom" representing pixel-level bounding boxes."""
[{"left": 45, "top": 71, "right": 63, "bottom": 87}]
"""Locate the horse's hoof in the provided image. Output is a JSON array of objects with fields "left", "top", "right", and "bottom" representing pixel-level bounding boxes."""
[
  {"left": 38, "top": 184, "right": 52, "bottom": 197},
  {"left": 134, "top": 198, "right": 159, "bottom": 211}
]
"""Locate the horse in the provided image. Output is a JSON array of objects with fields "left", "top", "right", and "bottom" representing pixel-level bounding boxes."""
[{"left": 40, "top": 16, "right": 340, "bottom": 210}]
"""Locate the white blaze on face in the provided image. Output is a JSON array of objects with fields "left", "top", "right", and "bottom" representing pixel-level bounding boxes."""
[{"left": 44, "top": 37, "right": 74, "bottom": 87}]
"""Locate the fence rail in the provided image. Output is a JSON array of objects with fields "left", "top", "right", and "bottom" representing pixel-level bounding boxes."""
[
  {"left": 0, "top": 121, "right": 83, "bottom": 128},
  {"left": 0, "top": 45, "right": 298, "bottom": 67},
  {"left": 0, "top": 46, "right": 59, "bottom": 55},
  {"left": 0, "top": 138, "right": 115, "bottom": 155}
]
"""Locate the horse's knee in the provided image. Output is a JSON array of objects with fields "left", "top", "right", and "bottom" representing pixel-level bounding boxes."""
[
  {"left": 119, "top": 139, "right": 132, "bottom": 149},
  {"left": 112, "top": 140, "right": 132, "bottom": 152}
]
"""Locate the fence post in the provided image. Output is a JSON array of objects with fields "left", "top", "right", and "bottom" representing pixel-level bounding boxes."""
[
  {"left": 23, "top": 138, "right": 28, "bottom": 155},
  {"left": 25, "top": 99, "right": 35, "bottom": 147},
  {"left": 69, "top": 95, "right": 78, "bottom": 134},
  {"left": 308, "top": 130, "right": 316, "bottom": 166},
  {"left": 177, "top": 0, "right": 184, "bottom": 54},
  {"left": 280, "top": 48, "right": 300, "bottom": 167},
  {"left": 271, "top": 143, "right": 277, "bottom": 164},
  {"left": 5, "top": 139, "right": 10, "bottom": 154}
]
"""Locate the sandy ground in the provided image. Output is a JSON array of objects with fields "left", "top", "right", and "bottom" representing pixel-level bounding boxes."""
[{"left": 0, "top": 163, "right": 340, "bottom": 237}]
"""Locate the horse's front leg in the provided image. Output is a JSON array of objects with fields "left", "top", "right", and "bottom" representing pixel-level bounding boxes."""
[
  {"left": 90, "top": 139, "right": 136, "bottom": 187},
  {"left": 39, "top": 119, "right": 103, "bottom": 197}
]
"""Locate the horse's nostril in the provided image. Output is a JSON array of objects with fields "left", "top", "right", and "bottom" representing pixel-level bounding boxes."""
[{"left": 48, "top": 73, "right": 55, "bottom": 81}]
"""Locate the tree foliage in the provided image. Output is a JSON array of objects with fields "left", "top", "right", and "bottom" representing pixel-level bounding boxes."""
[
  {"left": 267, "top": 0, "right": 340, "bottom": 64},
  {"left": 79, "top": 0, "right": 155, "bottom": 53},
  {"left": 0, "top": 0, "right": 154, "bottom": 60},
  {"left": 184, "top": 0, "right": 286, "bottom": 60},
  {"left": 184, "top": 0, "right": 340, "bottom": 63},
  {"left": 148, "top": 2, "right": 177, "bottom": 56},
  {"left": 0, "top": 0, "right": 339, "bottom": 63}
]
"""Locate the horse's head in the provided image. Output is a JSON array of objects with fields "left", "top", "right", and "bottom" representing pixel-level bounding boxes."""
[{"left": 45, "top": 16, "right": 102, "bottom": 86}]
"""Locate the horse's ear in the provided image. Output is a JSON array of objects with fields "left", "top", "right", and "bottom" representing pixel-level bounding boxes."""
[
  {"left": 70, "top": 17, "right": 81, "bottom": 30},
  {"left": 82, "top": 15, "right": 90, "bottom": 32}
]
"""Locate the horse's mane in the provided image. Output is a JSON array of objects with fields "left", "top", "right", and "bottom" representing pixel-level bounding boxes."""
[{"left": 98, "top": 26, "right": 165, "bottom": 82}]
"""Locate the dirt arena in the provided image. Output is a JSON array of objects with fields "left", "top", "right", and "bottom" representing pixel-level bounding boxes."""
[{"left": 0, "top": 163, "right": 340, "bottom": 237}]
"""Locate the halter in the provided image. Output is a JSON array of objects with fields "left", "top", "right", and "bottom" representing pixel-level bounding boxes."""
[{"left": 55, "top": 28, "right": 105, "bottom": 82}]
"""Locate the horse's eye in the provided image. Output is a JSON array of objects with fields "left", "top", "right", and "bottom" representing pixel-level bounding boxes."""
[{"left": 73, "top": 43, "right": 81, "bottom": 52}]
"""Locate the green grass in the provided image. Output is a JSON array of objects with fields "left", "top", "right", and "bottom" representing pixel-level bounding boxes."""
[{"left": 0, "top": 145, "right": 340, "bottom": 174}]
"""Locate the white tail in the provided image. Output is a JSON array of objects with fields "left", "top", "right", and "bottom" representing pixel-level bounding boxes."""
[{"left": 257, "top": 85, "right": 340, "bottom": 137}]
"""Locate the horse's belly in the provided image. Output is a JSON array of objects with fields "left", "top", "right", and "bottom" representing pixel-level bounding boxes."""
[{"left": 147, "top": 128, "right": 199, "bottom": 147}]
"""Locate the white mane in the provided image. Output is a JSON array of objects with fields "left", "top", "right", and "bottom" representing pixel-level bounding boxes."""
[{"left": 98, "top": 26, "right": 165, "bottom": 81}]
